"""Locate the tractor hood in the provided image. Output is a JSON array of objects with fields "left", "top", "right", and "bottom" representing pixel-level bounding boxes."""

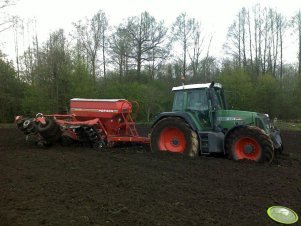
[{"left": 217, "top": 110, "right": 270, "bottom": 132}]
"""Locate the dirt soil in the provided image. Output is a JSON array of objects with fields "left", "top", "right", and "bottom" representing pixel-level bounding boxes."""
[{"left": 0, "top": 127, "right": 300, "bottom": 226}]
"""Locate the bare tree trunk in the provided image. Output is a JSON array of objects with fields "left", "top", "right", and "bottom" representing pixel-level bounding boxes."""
[
  {"left": 299, "top": 31, "right": 301, "bottom": 77},
  {"left": 254, "top": 15, "right": 259, "bottom": 76},
  {"left": 13, "top": 20, "right": 20, "bottom": 79},
  {"left": 102, "top": 29, "right": 106, "bottom": 77},
  {"left": 125, "top": 55, "right": 129, "bottom": 76},
  {"left": 151, "top": 49, "right": 155, "bottom": 79},
  {"left": 241, "top": 9, "right": 247, "bottom": 67},
  {"left": 248, "top": 10, "right": 253, "bottom": 71},
  {"left": 183, "top": 21, "right": 187, "bottom": 77},
  {"left": 204, "top": 36, "right": 212, "bottom": 81},
  {"left": 102, "top": 47, "right": 106, "bottom": 77},
  {"left": 258, "top": 16, "right": 262, "bottom": 75},
  {"left": 270, "top": 13, "right": 275, "bottom": 76},
  {"left": 119, "top": 54, "right": 123, "bottom": 78},
  {"left": 275, "top": 13, "right": 286, "bottom": 79},
  {"left": 91, "top": 55, "right": 96, "bottom": 82},
  {"left": 299, "top": 12, "right": 301, "bottom": 77},
  {"left": 279, "top": 16, "right": 283, "bottom": 79},
  {"left": 262, "top": 15, "right": 269, "bottom": 74},
  {"left": 137, "top": 46, "right": 142, "bottom": 75},
  {"left": 238, "top": 12, "right": 241, "bottom": 66}
]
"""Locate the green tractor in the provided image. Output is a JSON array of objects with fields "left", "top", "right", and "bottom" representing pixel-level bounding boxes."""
[{"left": 150, "top": 82, "right": 282, "bottom": 163}]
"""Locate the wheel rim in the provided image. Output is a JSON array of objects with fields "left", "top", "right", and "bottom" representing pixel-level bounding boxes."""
[
  {"left": 23, "top": 120, "right": 31, "bottom": 128},
  {"left": 158, "top": 127, "right": 186, "bottom": 153},
  {"left": 234, "top": 137, "right": 261, "bottom": 160}
]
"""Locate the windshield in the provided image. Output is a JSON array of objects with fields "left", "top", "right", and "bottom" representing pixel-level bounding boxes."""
[
  {"left": 172, "top": 89, "right": 209, "bottom": 112},
  {"left": 187, "top": 89, "right": 208, "bottom": 111}
]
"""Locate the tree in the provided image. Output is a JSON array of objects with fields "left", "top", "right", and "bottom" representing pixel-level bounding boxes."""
[
  {"left": 224, "top": 6, "right": 287, "bottom": 78},
  {"left": 0, "top": 0, "right": 16, "bottom": 33},
  {"left": 146, "top": 29, "right": 170, "bottom": 79},
  {"left": 73, "top": 10, "right": 108, "bottom": 80},
  {"left": 45, "top": 30, "right": 72, "bottom": 112},
  {"left": 22, "top": 29, "right": 72, "bottom": 114},
  {"left": 188, "top": 22, "right": 209, "bottom": 79},
  {"left": 124, "top": 11, "right": 168, "bottom": 76},
  {"left": 292, "top": 10, "right": 301, "bottom": 77},
  {"left": 274, "top": 12, "right": 287, "bottom": 79},
  {"left": 224, "top": 19, "right": 242, "bottom": 67},
  {"left": 198, "top": 56, "right": 220, "bottom": 82},
  {"left": 19, "top": 18, "right": 40, "bottom": 85},
  {"left": 69, "top": 57, "right": 95, "bottom": 98},
  {"left": 0, "top": 52, "right": 23, "bottom": 122},
  {"left": 218, "top": 66, "right": 254, "bottom": 111},
  {"left": 139, "top": 81, "right": 171, "bottom": 122},
  {"left": 110, "top": 27, "right": 132, "bottom": 77},
  {"left": 172, "top": 13, "right": 199, "bottom": 78},
  {"left": 253, "top": 74, "right": 281, "bottom": 116}
]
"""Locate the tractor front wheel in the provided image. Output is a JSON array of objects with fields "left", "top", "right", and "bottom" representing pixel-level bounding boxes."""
[
  {"left": 150, "top": 117, "right": 199, "bottom": 157},
  {"left": 226, "top": 126, "right": 274, "bottom": 163}
]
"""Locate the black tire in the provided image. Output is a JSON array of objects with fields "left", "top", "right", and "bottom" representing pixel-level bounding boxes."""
[
  {"left": 38, "top": 118, "right": 60, "bottom": 138},
  {"left": 150, "top": 117, "right": 199, "bottom": 157},
  {"left": 93, "top": 140, "right": 106, "bottom": 151},
  {"left": 225, "top": 126, "right": 274, "bottom": 163},
  {"left": 22, "top": 119, "right": 38, "bottom": 134}
]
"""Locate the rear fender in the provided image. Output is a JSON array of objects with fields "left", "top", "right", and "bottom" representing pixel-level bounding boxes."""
[{"left": 151, "top": 112, "right": 198, "bottom": 131}]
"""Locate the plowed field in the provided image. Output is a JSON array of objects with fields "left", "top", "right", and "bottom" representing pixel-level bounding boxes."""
[{"left": 0, "top": 128, "right": 300, "bottom": 226}]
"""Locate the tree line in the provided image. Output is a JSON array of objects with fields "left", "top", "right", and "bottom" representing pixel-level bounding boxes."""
[{"left": 0, "top": 2, "right": 301, "bottom": 123}]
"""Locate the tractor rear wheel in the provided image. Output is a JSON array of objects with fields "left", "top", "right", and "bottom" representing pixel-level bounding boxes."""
[
  {"left": 226, "top": 126, "right": 274, "bottom": 163},
  {"left": 150, "top": 117, "right": 199, "bottom": 157}
]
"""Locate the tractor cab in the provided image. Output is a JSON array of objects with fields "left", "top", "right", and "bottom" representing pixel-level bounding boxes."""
[
  {"left": 172, "top": 82, "right": 226, "bottom": 130},
  {"left": 172, "top": 82, "right": 226, "bottom": 110}
]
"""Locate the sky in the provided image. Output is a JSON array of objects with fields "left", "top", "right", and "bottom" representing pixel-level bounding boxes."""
[{"left": 1, "top": 0, "right": 300, "bottom": 63}]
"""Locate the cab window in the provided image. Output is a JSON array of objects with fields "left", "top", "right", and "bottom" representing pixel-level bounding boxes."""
[
  {"left": 187, "top": 89, "right": 208, "bottom": 111},
  {"left": 172, "top": 91, "right": 184, "bottom": 111}
]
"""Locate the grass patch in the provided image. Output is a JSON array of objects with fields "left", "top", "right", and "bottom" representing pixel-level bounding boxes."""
[
  {"left": 275, "top": 120, "right": 301, "bottom": 131},
  {"left": 0, "top": 123, "right": 15, "bottom": 128}
]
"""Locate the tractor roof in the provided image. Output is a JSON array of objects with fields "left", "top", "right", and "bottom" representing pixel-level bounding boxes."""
[{"left": 172, "top": 83, "right": 222, "bottom": 91}]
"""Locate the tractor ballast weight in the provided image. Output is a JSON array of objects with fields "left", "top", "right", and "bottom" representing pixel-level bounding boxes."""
[
  {"left": 16, "top": 99, "right": 149, "bottom": 149},
  {"left": 150, "top": 82, "right": 283, "bottom": 163}
]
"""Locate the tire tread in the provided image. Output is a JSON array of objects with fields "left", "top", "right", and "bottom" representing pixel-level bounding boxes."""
[{"left": 225, "top": 126, "right": 274, "bottom": 163}]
